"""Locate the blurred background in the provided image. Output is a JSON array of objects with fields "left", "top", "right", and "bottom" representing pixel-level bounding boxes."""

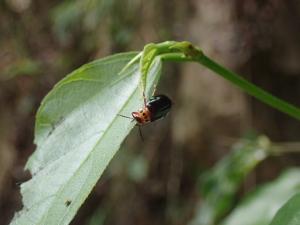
[{"left": 1, "top": 0, "right": 300, "bottom": 225}]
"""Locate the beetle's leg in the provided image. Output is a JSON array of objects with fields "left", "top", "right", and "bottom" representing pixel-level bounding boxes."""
[
  {"left": 118, "top": 114, "right": 132, "bottom": 119},
  {"left": 143, "top": 91, "right": 147, "bottom": 107},
  {"left": 138, "top": 125, "right": 144, "bottom": 142},
  {"left": 151, "top": 84, "right": 157, "bottom": 96},
  {"left": 138, "top": 81, "right": 147, "bottom": 107}
]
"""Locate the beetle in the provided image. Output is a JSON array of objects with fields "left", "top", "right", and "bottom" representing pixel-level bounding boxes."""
[
  {"left": 131, "top": 94, "right": 172, "bottom": 125},
  {"left": 119, "top": 93, "right": 172, "bottom": 140}
]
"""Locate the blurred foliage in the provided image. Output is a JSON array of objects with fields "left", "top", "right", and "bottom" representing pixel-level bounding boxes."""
[
  {"left": 51, "top": 0, "right": 115, "bottom": 44},
  {"left": 51, "top": 0, "right": 142, "bottom": 50},
  {"left": 190, "top": 135, "right": 270, "bottom": 225},
  {"left": 222, "top": 169, "right": 300, "bottom": 225},
  {"left": 86, "top": 206, "right": 107, "bottom": 225},
  {"left": 2, "top": 58, "right": 41, "bottom": 80}
]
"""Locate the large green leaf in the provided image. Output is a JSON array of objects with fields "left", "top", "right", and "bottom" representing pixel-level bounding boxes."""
[
  {"left": 269, "top": 192, "right": 300, "bottom": 225},
  {"left": 222, "top": 168, "right": 300, "bottom": 225},
  {"left": 10, "top": 52, "right": 162, "bottom": 225}
]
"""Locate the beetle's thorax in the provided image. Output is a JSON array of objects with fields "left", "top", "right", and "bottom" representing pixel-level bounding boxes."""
[{"left": 131, "top": 106, "right": 151, "bottom": 125}]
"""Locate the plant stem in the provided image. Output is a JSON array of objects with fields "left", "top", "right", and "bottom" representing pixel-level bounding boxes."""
[
  {"left": 271, "top": 142, "right": 300, "bottom": 155},
  {"left": 198, "top": 55, "right": 300, "bottom": 120},
  {"left": 161, "top": 52, "right": 300, "bottom": 121}
]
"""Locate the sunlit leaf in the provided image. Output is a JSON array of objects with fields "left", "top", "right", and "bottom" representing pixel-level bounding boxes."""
[{"left": 10, "top": 52, "right": 162, "bottom": 225}]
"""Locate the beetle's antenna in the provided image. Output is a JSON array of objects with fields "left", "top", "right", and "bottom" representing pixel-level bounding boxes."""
[
  {"left": 118, "top": 114, "right": 132, "bottom": 119},
  {"left": 151, "top": 84, "right": 157, "bottom": 96},
  {"left": 118, "top": 114, "right": 136, "bottom": 123}
]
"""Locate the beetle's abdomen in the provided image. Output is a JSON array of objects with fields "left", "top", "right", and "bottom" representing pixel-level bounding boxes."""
[{"left": 147, "top": 95, "right": 172, "bottom": 122}]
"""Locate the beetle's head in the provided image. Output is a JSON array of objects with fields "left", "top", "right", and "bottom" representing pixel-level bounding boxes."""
[{"left": 131, "top": 108, "right": 151, "bottom": 124}]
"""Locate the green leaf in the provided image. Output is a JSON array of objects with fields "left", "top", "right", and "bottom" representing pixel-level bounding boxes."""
[
  {"left": 269, "top": 192, "right": 300, "bottom": 225},
  {"left": 140, "top": 43, "right": 158, "bottom": 90},
  {"left": 10, "top": 52, "right": 162, "bottom": 225},
  {"left": 222, "top": 168, "right": 300, "bottom": 225},
  {"left": 189, "top": 135, "right": 270, "bottom": 225}
]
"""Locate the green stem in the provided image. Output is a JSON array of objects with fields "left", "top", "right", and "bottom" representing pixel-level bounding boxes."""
[
  {"left": 160, "top": 53, "right": 189, "bottom": 62},
  {"left": 198, "top": 55, "right": 300, "bottom": 120},
  {"left": 271, "top": 142, "right": 300, "bottom": 155},
  {"left": 161, "top": 52, "right": 300, "bottom": 121}
]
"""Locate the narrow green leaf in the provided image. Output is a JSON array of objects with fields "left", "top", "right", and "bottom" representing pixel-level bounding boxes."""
[
  {"left": 222, "top": 169, "right": 300, "bottom": 225},
  {"left": 269, "top": 192, "right": 300, "bottom": 225},
  {"left": 140, "top": 43, "right": 158, "bottom": 90},
  {"left": 10, "top": 52, "right": 162, "bottom": 225}
]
